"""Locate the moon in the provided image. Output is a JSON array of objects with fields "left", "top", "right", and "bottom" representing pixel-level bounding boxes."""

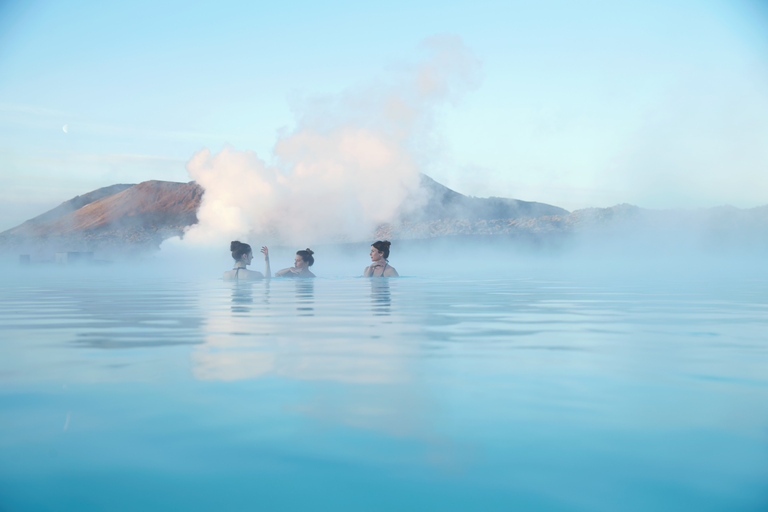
[{"left": 62, "top": 125, "right": 68, "bottom": 134}]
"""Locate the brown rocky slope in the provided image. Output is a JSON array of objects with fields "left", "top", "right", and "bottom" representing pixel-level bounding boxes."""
[
  {"left": 0, "top": 180, "right": 203, "bottom": 254},
  {"left": 1, "top": 176, "right": 766, "bottom": 257}
]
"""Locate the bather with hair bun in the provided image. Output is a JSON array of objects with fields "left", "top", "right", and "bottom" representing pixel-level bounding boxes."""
[
  {"left": 364, "top": 240, "right": 398, "bottom": 277},
  {"left": 223, "top": 241, "right": 271, "bottom": 280},
  {"left": 268, "top": 247, "right": 316, "bottom": 278}
]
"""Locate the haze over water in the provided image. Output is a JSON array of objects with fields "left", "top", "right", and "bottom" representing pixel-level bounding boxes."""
[
  {"left": 1, "top": 252, "right": 766, "bottom": 511},
  {"left": 2, "top": 1, "right": 768, "bottom": 509}
]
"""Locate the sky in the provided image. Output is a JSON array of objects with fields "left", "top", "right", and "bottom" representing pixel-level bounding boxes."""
[{"left": 1, "top": 0, "right": 767, "bottom": 232}]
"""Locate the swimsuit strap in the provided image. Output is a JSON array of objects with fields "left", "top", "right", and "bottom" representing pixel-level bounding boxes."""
[{"left": 379, "top": 262, "right": 388, "bottom": 277}]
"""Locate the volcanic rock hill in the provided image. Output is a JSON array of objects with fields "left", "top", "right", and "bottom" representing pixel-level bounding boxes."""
[
  {"left": 0, "top": 180, "right": 203, "bottom": 254},
  {"left": 0, "top": 175, "right": 570, "bottom": 255},
  {"left": 377, "top": 201, "right": 768, "bottom": 247},
  {"left": 1, "top": 175, "right": 766, "bottom": 257},
  {"left": 407, "top": 174, "right": 568, "bottom": 221}
]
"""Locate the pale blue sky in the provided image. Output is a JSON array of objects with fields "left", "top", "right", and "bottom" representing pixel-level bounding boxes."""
[{"left": 1, "top": 0, "right": 767, "bottom": 230}]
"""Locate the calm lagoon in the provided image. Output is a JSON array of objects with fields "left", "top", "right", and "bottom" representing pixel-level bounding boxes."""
[{"left": 1, "top": 266, "right": 767, "bottom": 511}]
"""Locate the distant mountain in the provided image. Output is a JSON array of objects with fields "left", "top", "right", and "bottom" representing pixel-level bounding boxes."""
[
  {"left": 0, "top": 180, "right": 202, "bottom": 255},
  {"left": 1, "top": 175, "right": 765, "bottom": 258},
  {"left": 8, "top": 183, "right": 134, "bottom": 231},
  {"left": 378, "top": 201, "right": 768, "bottom": 253},
  {"left": 0, "top": 175, "right": 569, "bottom": 256},
  {"left": 407, "top": 174, "right": 569, "bottom": 221}
]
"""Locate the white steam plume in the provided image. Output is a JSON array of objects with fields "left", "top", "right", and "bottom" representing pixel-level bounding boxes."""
[{"left": 181, "top": 35, "right": 480, "bottom": 247}]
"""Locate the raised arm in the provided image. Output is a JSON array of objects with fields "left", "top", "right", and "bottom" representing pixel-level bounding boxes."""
[{"left": 261, "top": 246, "right": 271, "bottom": 279}]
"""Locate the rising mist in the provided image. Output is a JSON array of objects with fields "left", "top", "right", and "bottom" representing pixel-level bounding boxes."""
[{"left": 180, "top": 35, "right": 481, "bottom": 248}]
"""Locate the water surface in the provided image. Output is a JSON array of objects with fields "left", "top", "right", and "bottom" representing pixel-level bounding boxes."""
[{"left": 1, "top": 268, "right": 767, "bottom": 511}]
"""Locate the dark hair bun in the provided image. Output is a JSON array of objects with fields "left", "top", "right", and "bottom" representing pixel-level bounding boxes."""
[
  {"left": 372, "top": 240, "right": 392, "bottom": 259},
  {"left": 297, "top": 248, "right": 315, "bottom": 266},
  {"left": 230, "top": 241, "right": 252, "bottom": 261}
]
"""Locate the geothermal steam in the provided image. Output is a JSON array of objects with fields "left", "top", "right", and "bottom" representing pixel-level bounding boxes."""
[{"left": 182, "top": 35, "right": 480, "bottom": 246}]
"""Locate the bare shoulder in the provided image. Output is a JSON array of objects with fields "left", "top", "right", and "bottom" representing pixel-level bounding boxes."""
[
  {"left": 245, "top": 270, "right": 264, "bottom": 280},
  {"left": 384, "top": 266, "right": 399, "bottom": 277},
  {"left": 223, "top": 269, "right": 249, "bottom": 280},
  {"left": 363, "top": 265, "right": 372, "bottom": 277}
]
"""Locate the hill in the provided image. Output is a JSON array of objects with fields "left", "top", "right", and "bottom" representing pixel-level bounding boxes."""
[
  {"left": 0, "top": 175, "right": 569, "bottom": 256},
  {"left": 408, "top": 174, "right": 568, "bottom": 221},
  {"left": 2, "top": 176, "right": 766, "bottom": 258},
  {"left": 0, "top": 180, "right": 203, "bottom": 255}
]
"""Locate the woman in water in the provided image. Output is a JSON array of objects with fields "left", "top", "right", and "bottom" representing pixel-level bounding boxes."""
[
  {"left": 364, "top": 240, "right": 398, "bottom": 277},
  {"left": 223, "top": 241, "right": 271, "bottom": 280},
  {"left": 267, "top": 247, "right": 316, "bottom": 278}
]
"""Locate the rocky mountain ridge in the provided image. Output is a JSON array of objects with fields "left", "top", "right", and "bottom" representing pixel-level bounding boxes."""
[
  {"left": 1, "top": 180, "right": 202, "bottom": 254},
  {"left": 1, "top": 176, "right": 766, "bottom": 257},
  {"left": 377, "top": 201, "right": 768, "bottom": 241}
]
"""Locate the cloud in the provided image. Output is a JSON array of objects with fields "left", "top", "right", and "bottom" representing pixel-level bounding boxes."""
[{"left": 181, "top": 35, "right": 481, "bottom": 246}]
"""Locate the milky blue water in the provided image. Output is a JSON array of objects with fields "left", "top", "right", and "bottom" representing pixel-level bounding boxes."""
[{"left": 1, "top": 267, "right": 767, "bottom": 511}]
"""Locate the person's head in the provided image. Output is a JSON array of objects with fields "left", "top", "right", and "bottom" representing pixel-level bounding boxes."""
[
  {"left": 230, "top": 241, "right": 253, "bottom": 265},
  {"left": 370, "top": 240, "right": 391, "bottom": 262},
  {"left": 295, "top": 248, "right": 314, "bottom": 268}
]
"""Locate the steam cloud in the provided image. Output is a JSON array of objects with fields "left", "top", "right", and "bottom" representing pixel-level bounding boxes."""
[{"left": 182, "top": 35, "right": 481, "bottom": 246}]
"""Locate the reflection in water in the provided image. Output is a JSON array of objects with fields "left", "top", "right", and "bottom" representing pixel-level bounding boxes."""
[
  {"left": 230, "top": 281, "right": 270, "bottom": 314},
  {"left": 295, "top": 280, "right": 314, "bottom": 316},
  {"left": 370, "top": 279, "right": 390, "bottom": 316},
  {"left": 193, "top": 279, "right": 412, "bottom": 390},
  {"left": 194, "top": 276, "right": 422, "bottom": 437},
  {"left": 0, "top": 278, "right": 207, "bottom": 385},
  {"left": 262, "top": 280, "right": 270, "bottom": 306},
  {"left": 59, "top": 283, "right": 206, "bottom": 349},
  {"left": 230, "top": 282, "right": 254, "bottom": 314}
]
